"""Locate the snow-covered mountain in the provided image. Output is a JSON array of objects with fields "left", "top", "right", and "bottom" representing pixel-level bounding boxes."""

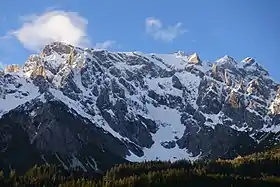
[{"left": 0, "top": 42, "right": 280, "bottom": 172}]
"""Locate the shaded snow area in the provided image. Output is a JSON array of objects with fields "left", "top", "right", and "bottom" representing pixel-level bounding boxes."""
[
  {"left": 175, "top": 71, "right": 201, "bottom": 109},
  {"left": 131, "top": 103, "right": 198, "bottom": 162},
  {"left": 70, "top": 155, "right": 87, "bottom": 171},
  {"left": 146, "top": 77, "right": 183, "bottom": 96},
  {"left": 124, "top": 64, "right": 203, "bottom": 161},
  {"left": 126, "top": 77, "right": 200, "bottom": 162},
  {"left": 44, "top": 51, "right": 69, "bottom": 70},
  {"left": 154, "top": 54, "right": 187, "bottom": 70},
  {"left": 260, "top": 124, "right": 280, "bottom": 133},
  {"left": 0, "top": 77, "right": 40, "bottom": 118},
  {"left": 202, "top": 112, "right": 223, "bottom": 129}
]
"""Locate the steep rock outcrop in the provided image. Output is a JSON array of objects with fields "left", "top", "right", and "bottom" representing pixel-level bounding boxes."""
[{"left": 187, "top": 53, "right": 201, "bottom": 65}]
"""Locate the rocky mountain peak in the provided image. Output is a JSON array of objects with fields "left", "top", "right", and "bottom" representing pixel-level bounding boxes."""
[
  {"left": 4, "top": 64, "right": 22, "bottom": 73},
  {"left": 242, "top": 58, "right": 269, "bottom": 77},
  {"left": 22, "top": 42, "right": 83, "bottom": 85},
  {"left": 242, "top": 57, "right": 255, "bottom": 64},
  {"left": 187, "top": 52, "right": 201, "bottom": 65},
  {"left": 216, "top": 55, "right": 237, "bottom": 65},
  {"left": 41, "top": 41, "right": 74, "bottom": 57},
  {"left": 23, "top": 55, "right": 44, "bottom": 77}
]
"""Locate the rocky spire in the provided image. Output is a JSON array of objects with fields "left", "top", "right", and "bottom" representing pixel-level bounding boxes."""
[
  {"left": 23, "top": 55, "right": 44, "bottom": 77},
  {"left": 224, "top": 69, "right": 232, "bottom": 86},
  {"left": 187, "top": 52, "right": 201, "bottom": 65},
  {"left": 242, "top": 57, "right": 255, "bottom": 64},
  {"left": 31, "top": 66, "right": 47, "bottom": 79},
  {"left": 212, "top": 64, "right": 217, "bottom": 78},
  {"left": 4, "top": 64, "right": 21, "bottom": 73},
  {"left": 269, "top": 86, "right": 280, "bottom": 115}
]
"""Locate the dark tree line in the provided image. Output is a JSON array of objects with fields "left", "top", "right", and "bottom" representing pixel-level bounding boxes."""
[{"left": 1, "top": 148, "right": 280, "bottom": 186}]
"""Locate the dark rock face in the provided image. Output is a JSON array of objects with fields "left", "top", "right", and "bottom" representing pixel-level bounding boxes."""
[
  {"left": 196, "top": 78, "right": 223, "bottom": 114},
  {"left": 0, "top": 43, "right": 280, "bottom": 173},
  {"left": 161, "top": 141, "right": 176, "bottom": 149},
  {"left": 33, "top": 76, "right": 49, "bottom": 93},
  {"left": 0, "top": 121, "right": 43, "bottom": 173},
  {"left": 42, "top": 42, "right": 73, "bottom": 56},
  {"left": 0, "top": 98, "right": 128, "bottom": 172},
  {"left": 222, "top": 91, "right": 246, "bottom": 123},
  {"left": 172, "top": 75, "right": 183, "bottom": 90}
]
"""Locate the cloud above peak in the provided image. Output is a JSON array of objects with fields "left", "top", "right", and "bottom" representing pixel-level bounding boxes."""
[
  {"left": 94, "top": 40, "right": 116, "bottom": 49},
  {"left": 145, "top": 17, "right": 186, "bottom": 42},
  {"left": 11, "top": 10, "right": 90, "bottom": 52}
]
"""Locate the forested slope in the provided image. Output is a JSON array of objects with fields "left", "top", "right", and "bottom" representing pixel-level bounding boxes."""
[{"left": 1, "top": 147, "right": 280, "bottom": 186}]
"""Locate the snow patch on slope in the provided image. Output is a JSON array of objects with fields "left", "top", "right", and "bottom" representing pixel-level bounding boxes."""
[
  {"left": 260, "top": 124, "right": 280, "bottom": 133},
  {"left": 155, "top": 54, "right": 187, "bottom": 70},
  {"left": 70, "top": 155, "right": 87, "bottom": 171},
  {"left": 127, "top": 103, "right": 199, "bottom": 162},
  {"left": 0, "top": 78, "right": 40, "bottom": 118},
  {"left": 146, "top": 77, "right": 183, "bottom": 96},
  {"left": 175, "top": 72, "right": 201, "bottom": 109}
]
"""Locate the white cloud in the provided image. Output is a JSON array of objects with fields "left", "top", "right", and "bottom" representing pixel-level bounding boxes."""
[
  {"left": 0, "top": 35, "right": 9, "bottom": 40},
  {"left": 94, "top": 40, "right": 116, "bottom": 49},
  {"left": 10, "top": 10, "right": 90, "bottom": 52},
  {"left": 145, "top": 17, "right": 186, "bottom": 42}
]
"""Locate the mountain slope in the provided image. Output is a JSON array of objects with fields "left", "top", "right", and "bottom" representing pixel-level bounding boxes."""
[{"left": 0, "top": 42, "right": 279, "bottom": 172}]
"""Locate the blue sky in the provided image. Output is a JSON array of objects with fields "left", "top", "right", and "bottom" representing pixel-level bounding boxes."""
[{"left": 0, "top": 0, "right": 279, "bottom": 80}]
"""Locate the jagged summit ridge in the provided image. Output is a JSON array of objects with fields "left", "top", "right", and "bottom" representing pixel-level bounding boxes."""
[
  {"left": 0, "top": 42, "right": 279, "bottom": 172},
  {"left": 1, "top": 42, "right": 269, "bottom": 80}
]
